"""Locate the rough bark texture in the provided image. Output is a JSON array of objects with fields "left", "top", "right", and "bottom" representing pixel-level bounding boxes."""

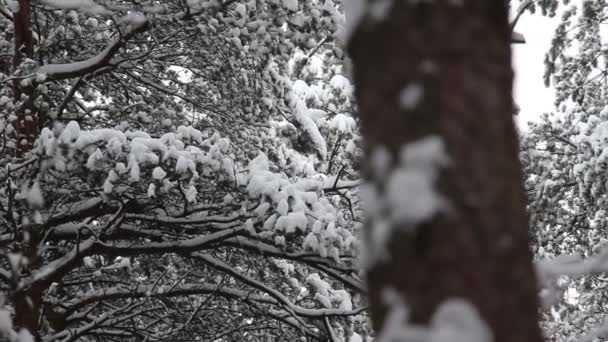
[
  {"left": 348, "top": 1, "right": 544, "bottom": 342},
  {"left": 13, "top": 0, "right": 36, "bottom": 154},
  {"left": 12, "top": 4, "right": 42, "bottom": 339}
]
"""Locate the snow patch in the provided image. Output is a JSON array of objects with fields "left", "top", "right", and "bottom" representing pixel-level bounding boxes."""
[
  {"left": 152, "top": 167, "right": 167, "bottom": 180},
  {"left": 0, "top": 309, "right": 14, "bottom": 338},
  {"left": 329, "top": 114, "right": 356, "bottom": 134},
  {"left": 59, "top": 121, "right": 80, "bottom": 143},
  {"left": 17, "top": 329, "right": 34, "bottom": 342},
  {"left": 5, "top": 0, "right": 18, "bottom": 12},
  {"left": 288, "top": 93, "right": 327, "bottom": 159},
  {"left": 104, "top": 257, "right": 131, "bottom": 270},
  {"left": 364, "top": 136, "right": 449, "bottom": 267},
  {"left": 370, "top": 145, "right": 391, "bottom": 179},
  {"left": 399, "top": 83, "right": 424, "bottom": 110},
  {"left": 342, "top": 0, "right": 366, "bottom": 43},
  {"left": 375, "top": 288, "right": 492, "bottom": 342},
  {"left": 388, "top": 135, "right": 449, "bottom": 225},
  {"left": 369, "top": 0, "right": 393, "bottom": 21},
  {"left": 282, "top": 0, "right": 298, "bottom": 11},
  {"left": 349, "top": 333, "right": 363, "bottom": 342},
  {"left": 147, "top": 183, "right": 156, "bottom": 198},
  {"left": 41, "top": 0, "right": 111, "bottom": 15},
  {"left": 429, "top": 299, "right": 493, "bottom": 342},
  {"left": 121, "top": 12, "right": 147, "bottom": 28},
  {"left": 24, "top": 182, "right": 44, "bottom": 208}
]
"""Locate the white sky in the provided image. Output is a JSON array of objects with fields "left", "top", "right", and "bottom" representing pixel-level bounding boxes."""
[{"left": 513, "top": 12, "right": 560, "bottom": 127}]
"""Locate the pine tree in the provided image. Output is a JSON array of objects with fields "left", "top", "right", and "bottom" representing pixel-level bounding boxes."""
[
  {"left": 523, "top": 0, "right": 608, "bottom": 339},
  {"left": 0, "top": 1, "right": 365, "bottom": 341}
]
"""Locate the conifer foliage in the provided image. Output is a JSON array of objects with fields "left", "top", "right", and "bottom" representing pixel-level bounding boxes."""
[{"left": 0, "top": 1, "right": 365, "bottom": 341}]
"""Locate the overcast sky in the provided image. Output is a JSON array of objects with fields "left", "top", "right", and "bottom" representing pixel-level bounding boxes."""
[{"left": 513, "top": 12, "right": 559, "bottom": 127}]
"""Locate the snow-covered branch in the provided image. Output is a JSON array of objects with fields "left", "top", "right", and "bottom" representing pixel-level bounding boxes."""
[
  {"left": 537, "top": 250, "right": 608, "bottom": 280},
  {"left": 222, "top": 236, "right": 358, "bottom": 274},
  {"left": 96, "top": 226, "right": 246, "bottom": 255},
  {"left": 194, "top": 253, "right": 366, "bottom": 318},
  {"left": 37, "top": 19, "right": 149, "bottom": 81},
  {"left": 124, "top": 211, "right": 247, "bottom": 225},
  {"left": 536, "top": 249, "right": 608, "bottom": 308},
  {"left": 60, "top": 281, "right": 363, "bottom": 322}
]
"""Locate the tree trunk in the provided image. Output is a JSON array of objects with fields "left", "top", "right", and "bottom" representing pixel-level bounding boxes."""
[
  {"left": 13, "top": 0, "right": 36, "bottom": 154},
  {"left": 348, "top": 2, "right": 543, "bottom": 342}
]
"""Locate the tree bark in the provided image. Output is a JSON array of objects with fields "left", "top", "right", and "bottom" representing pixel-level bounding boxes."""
[
  {"left": 12, "top": 5, "right": 42, "bottom": 339},
  {"left": 12, "top": 0, "right": 36, "bottom": 154},
  {"left": 348, "top": 1, "right": 543, "bottom": 342}
]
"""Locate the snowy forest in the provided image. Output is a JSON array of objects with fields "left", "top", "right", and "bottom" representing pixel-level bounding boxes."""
[{"left": 0, "top": 0, "right": 608, "bottom": 341}]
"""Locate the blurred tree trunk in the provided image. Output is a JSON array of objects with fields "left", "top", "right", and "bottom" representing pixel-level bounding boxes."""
[{"left": 348, "top": 1, "right": 543, "bottom": 342}]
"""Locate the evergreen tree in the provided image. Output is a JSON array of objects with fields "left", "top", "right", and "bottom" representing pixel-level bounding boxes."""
[{"left": 0, "top": 1, "right": 365, "bottom": 341}]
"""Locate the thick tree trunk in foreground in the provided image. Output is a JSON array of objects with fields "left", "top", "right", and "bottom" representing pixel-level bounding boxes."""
[{"left": 348, "top": 1, "right": 543, "bottom": 342}]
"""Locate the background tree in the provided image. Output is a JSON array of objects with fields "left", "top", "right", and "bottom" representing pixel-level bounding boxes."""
[
  {"left": 0, "top": 1, "right": 367, "bottom": 341},
  {"left": 6, "top": 0, "right": 608, "bottom": 341},
  {"left": 522, "top": 0, "right": 608, "bottom": 340}
]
